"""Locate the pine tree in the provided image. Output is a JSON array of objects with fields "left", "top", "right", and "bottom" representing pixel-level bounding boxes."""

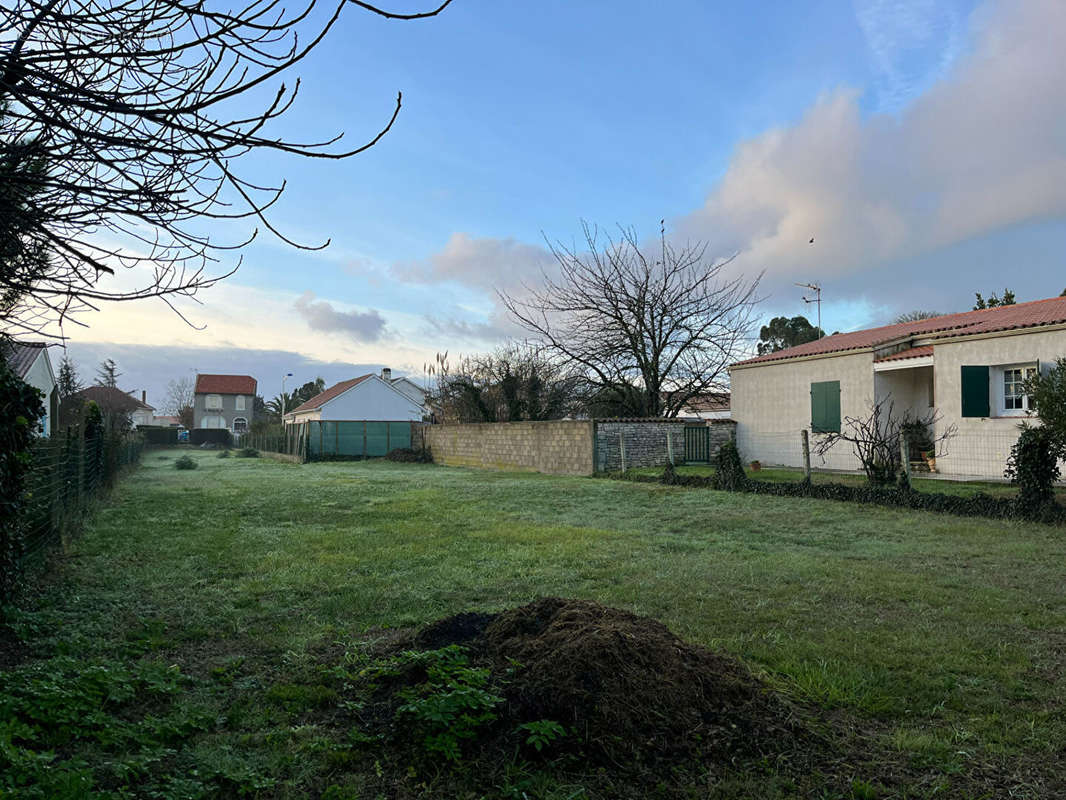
[
  {"left": 96, "top": 358, "right": 121, "bottom": 388},
  {"left": 56, "top": 355, "right": 82, "bottom": 399}
]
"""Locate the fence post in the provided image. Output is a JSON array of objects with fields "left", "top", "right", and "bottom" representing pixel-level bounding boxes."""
[
  {"left": 801, "top": 429, "right": 811, "bottom": 481},
  {"left": 666, "top": 429, "right": 674, "bottom": 466},
  {"left": 900, "top": 430, "right": 911, "bottom": 485},
  {"left": 619, "top": 431, "right": 626, "bottom": 473}
]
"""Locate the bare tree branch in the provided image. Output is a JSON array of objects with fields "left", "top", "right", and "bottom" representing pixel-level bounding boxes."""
[
  {"left": 500, "top": 222, "right": 762, "bottom": 418},
  {"left": 0, "top": 0, "right": 451, "bottom": 336}
]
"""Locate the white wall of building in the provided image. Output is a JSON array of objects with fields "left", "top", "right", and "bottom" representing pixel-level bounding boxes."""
[
  {"left": 730, "top": 350, "right": 874, "bottom": 470},
  {"left": 22, "top": 350, "right": 56, "bottom": 437},
  {"left": 318, "top": 376, "right": 424, "bottom": 421},
  {"left": 932, "top": 328, "right": 1066, "bottom": 477}
]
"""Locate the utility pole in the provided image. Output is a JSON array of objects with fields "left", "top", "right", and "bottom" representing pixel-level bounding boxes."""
[
  {"left": 796, "top": 282, "right": 822, "bottom": 338},
  {"left": 281, "top": 372, "right": 293, "bottom": 423}
]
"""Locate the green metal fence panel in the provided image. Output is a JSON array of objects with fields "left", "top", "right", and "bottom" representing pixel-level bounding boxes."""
[
  {"left": 338, "top": 421, "right": 365, "bottom": 457},
  {"left": 684, "top": 426, "right": 712, "bottom": 463},
  {"left": 365, "top": 422, "right": 389, "bottom": 456},
  {"left": 388, "top": 422, "right": 412, "bottom": 451}
]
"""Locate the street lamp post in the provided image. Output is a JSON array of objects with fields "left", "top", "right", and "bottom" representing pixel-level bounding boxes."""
[{"left": 281, "top": 373, "right": 293, "bottom": 423}]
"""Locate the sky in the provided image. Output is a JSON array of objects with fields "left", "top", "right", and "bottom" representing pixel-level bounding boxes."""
[{"left": 50, "top": 0, "right": 1066, "bottom": 410}]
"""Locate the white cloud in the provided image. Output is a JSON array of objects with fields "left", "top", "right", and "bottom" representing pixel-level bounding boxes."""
[
  {"left": 677, "top": 0, "right": 1066, "bottom": 298},
  {"left": 293, "top": 291, "right": 387, "bottom": 341}
]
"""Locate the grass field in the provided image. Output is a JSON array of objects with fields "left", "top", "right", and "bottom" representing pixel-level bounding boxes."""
[{"left": 2, "top": 449, "right": 1065, "bottom": 798}]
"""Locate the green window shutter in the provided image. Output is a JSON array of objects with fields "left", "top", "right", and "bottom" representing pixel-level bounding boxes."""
[
  {"left": 960, "top": 366, "right": 990, "bottom": 417},
  {"left": 811, "top": 380, "right": 841, "bottom": 433}
]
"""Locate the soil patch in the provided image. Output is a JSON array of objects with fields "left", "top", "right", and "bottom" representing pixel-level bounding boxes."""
[{"left": 362, "top": 597, "right": 811, "bottom": 775}]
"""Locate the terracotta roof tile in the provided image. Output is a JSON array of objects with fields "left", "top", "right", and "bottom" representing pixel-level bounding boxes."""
[
  {"left": 74, "top": 385, "right": 153, "bottom": 412},
  {"left": 874, "top": 345, "right": 934, "bottom": 363},
  {"left": 288, "top": 375, "right": 372, "bottom": 415},
  {"left": 194, "top": 374, "right": 257, "bottom": 394},
  {"left": 734, "top": 296, "right": 1066, "bottom": 367}
]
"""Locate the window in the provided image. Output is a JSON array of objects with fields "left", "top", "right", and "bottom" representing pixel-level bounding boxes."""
[
  {"left": 235, "top": 395, "right": 245, "bottom": 411},
  {"left": 810, "top": 380, "right": 841, "bottom": 433},
  {"left": 232, "top": 417, "right": 248, "bottom": 433},
  {"left": 205, "top": 394, "right": 223, "bottom": 410},
  {"left": 1002, "top": 364, "right": 1036, "bottom": 415}
]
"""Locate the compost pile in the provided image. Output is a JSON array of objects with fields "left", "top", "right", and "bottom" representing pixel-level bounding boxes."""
[{"left": 379, "top": 597, "right": 807, "bottom": 770}]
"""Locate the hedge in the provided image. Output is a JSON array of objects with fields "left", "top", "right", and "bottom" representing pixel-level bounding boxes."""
[{"left": 189, "top": 428, "right": 232, "bottom": 447}]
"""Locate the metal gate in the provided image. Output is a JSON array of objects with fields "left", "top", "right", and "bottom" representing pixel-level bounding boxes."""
[{"left": 684, "top": 425, "right": 712, "bottom": 463}]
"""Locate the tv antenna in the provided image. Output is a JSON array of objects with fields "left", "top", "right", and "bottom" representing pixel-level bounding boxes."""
[{"left": 796, "top": 282, "right": 822, "bottom": 338}]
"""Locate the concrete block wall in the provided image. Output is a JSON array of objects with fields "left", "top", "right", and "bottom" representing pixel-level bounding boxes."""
[
  {"left": 594, "top": 420, "right": 686, "bottom": 472},
  {"left": 423, "top": 420, "right": 595, "bottom": 476}
]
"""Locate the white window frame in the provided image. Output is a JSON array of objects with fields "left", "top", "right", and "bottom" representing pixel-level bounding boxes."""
[
  {"left": 995, "top": 363, "right": 1037, "bottom": 417},
  {"left": 205, "top": 394, "right": 223, "bottom": 410},
  {"left": 235, "top": 394, "right": 245, "bottom": 411},
  {"left": 232, "top": 417, "right": 248, "bottom": 433}
]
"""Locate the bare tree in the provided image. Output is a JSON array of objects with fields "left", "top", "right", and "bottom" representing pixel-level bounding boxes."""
[
  {"left": 813, "top": 397, "right": 956, "bottom": 486},
  {"left": 893, "top": 310, "right": 942, "bottom": 324},
  {"left": 163, "top": 376, "right": 195, "bottom": 427},
  {"left": 501, "top": 223, "right": 762, "bottom": 418},
  {"left": 0, "top": 0, "right": 452, "bottom": 337}
]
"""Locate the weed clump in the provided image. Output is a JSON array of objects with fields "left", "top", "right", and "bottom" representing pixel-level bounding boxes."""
[
  {"left": 216, "top": 449, "right": 231, "bottom": 458},
  {"left": 236, "top": 447, "right": 259, "bottom": 458},
  {"left": 174, "top": 455, "right": 197, "bottom": 470}
]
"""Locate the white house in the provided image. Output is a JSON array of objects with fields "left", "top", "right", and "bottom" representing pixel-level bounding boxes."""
[
  {"left": 2, "top": 341, "right": 58, "bottom": 436},
  {"left": 284, "top": 369, "right": 425, "bottom": 424},
  {"left": 729, "top": 296, "right": 1066, "bottom": 478}
]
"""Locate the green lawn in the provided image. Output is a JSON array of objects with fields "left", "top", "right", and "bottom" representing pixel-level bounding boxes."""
[{"left": 3, "top": 449, "right": 1065, "bottom": 798}]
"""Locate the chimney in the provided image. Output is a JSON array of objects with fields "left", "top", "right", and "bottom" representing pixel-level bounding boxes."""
[
  {"left": 381, "top": 367, "right": 392, "bottom": 382},
  {"left": 142, "top": 390, "right": 146, "bottom": 403}
]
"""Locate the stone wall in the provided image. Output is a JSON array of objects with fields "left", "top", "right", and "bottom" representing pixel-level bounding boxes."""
[
  {"left": 703, "top": 419, "right": 737, "bottom": 453},
  {"left": 594, "top": 420, "right": 687, "bottom": 472},
  {"left": 423, "top": 420, "right": 595, "bottom": 476}
]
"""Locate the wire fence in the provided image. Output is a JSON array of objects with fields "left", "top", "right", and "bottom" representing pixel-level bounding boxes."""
[
  {"left": 19, "top": 432, "right": 143, "bottom": 566},
  {"left": 734, "top": 428, "right": 1032, "bottom": 484}
]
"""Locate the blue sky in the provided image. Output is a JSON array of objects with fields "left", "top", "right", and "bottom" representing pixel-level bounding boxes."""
[{"left": 60, "top": 0, "right": 1066, "bottom": 408}]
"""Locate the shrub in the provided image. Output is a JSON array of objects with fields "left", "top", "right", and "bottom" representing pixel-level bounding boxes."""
[
  {"left": 236, "top": 447, "right": 258, "bottom": 458},
  {"left": 216, "top": 449, "right": 230, "bottom": 458},
  {"left": 710, "top": 440, "right": 748, "bottom": 491},
  {"left": 1005, "top": 424, "right": 1061, "bottom": 508},
  {"left": 0, "top": 358, "right": 45, "bottom": 602},
  {"left": 174, "top": 455, "right": 197, "bottom": 470}
]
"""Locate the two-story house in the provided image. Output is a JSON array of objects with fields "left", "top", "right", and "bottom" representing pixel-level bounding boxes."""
[{"left": 193, "top": 374, "right": 257, "bottom": 434}]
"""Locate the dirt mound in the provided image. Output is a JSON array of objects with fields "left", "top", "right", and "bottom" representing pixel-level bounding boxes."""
[
  {"left": 481, "top": 598, "right": 801, "bottom": 764},
  {"left": 376, "top": 598, "right": 806, "bottom": 771}
]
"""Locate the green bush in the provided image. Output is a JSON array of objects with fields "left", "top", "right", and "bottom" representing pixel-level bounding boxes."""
[
  {"left": 174, "top": 455, "right": 197, "bottom": 470},
  {"left": 236, "top": 447, "right": 258, "bottom": 458},
  {"left": 710, "top": 440, "right": 748, "bottom": 491},
  {"left": 1005, "top": 424, "right": 1061, "bottom": 508},
  {"left": 216, "top": 449, "right": 230, "bottom": 458},
  {"left": 0, "top": 357, "right": 45, "bottom": 602}
]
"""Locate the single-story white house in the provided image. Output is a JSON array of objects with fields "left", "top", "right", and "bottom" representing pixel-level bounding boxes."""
[
  {"left": 2, "top": 341, "right": 58, "bottom": 436},
  {"left": 284, "top": 369, "right": 425, "bottom": 424},
  {"left": 729, "top": 296, "right": 1066, "bottom": 478}
]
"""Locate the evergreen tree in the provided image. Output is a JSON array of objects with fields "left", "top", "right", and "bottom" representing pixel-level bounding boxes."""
[
  {"left": 96, "top": 358, "right": 120, "bottom": 388},
  {"left": 973, "top": 289, "right": 1016, "bottom": 309},
  {"left": 56, "top": 354, "right": 82, "bottom": 399}
]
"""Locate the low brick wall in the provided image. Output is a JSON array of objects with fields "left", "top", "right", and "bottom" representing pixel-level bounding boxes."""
[
  {"left": 424, "top": 420, "right": 595, "bottom": 476},
  {"left": 594, "top": 420, "right": 686, "bottom": 472}
]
